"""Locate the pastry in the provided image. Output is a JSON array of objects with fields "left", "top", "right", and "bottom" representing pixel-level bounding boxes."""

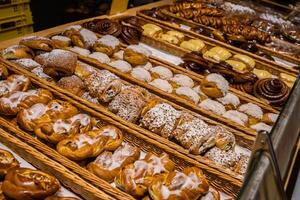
[
  {"left": 149, "top": 167, "right": 209, "bottom": 200},
  {"left": 115, "top": 153, "right": 175, "bottom": 197},
  {"left": 57, "top": 75, "right": 85, "bottom": 96},
  {"left": 45, "top": 196, "right": 79, "bottom": 200},
  {"left": 204, "top": 147, "right": 240, "bottom": 169},
  {"left": 131, "top": 67, "right": 152, "bottom": 82},
  {"left": 160, "top": 34, "right": 180, "bottom": 45},
  {"left": 216, "top": 92, "right": 240, "bottom": 110},
  {"left": 51, "top": 35, "right": 72, "bottom": 48},
  {"left": 149, "top": 79, "right": 173, "bottom": 93},
  {"left": 113, "top": 50, "right": 124, "bottom": 60},
  {"left": 93, "top": 35, "right": 120, "bottom": 56},
  {"left": 213, "top": 126, "right": 235, "bottom": 150},
  {"left": 0, "top": 89, "right": 53, "bottom": 116},
  {"left": 254, "top": 78, "right": 290, "bottom": 106},
  {"left": 201, "top": 73, "right": 229, "bottom": 98},
  {"left": 0, "top": 75, "right": 31, "bottom": 98},
  {"left": 0, "top": 149, "right": 19, "bottom": 178},
  {"left": 142, "top": 24, "right": 162, "bottom": 37},
  {"left": 233, "top": 154, "right": 249, "bottom": 175},
  {"left": 87, "top": 143, "right": 140, "bottom": 182},
  {"left": 176, "top": 87, "right": 200, "bottom": 104},
  {"left": 63, "top": 25, "right": 82, "bottom": 38},
  {"left": 167, "top": 2, "right": 206, "bottom": 13},
  {"left": 149, "top": 66, "right": 173, "bottom": 80},
  {"left": 12, "top": 58, "right": 41, "bottom": 70},
  {"left": 279, "top": 73, "right": 296, "bottom": 88},
  {"left": 108, "top": 87, "right": 149, "bottom": 122},
  {"left": 225, "top": 60, "right": 249, "bottom": 74},
  {"left": 169, "top": 74, "right": 194, "bottom": 88},
  {"left": 137, "top": 62, "right": 152, "bottom": 70},
  {"left": 201, "top": 187, "right": 221, "bottom": 200},
  {"left": 203, "top": 47, "right": 232, "bottom": 63},
  {"left": 140, "top": 101, "right": 181, "bottom": 139},
  {"left": 223, "top": 110, "right": 248, "bottom": 126},
  {"left": 123, "top": 45, "right": 151, "bottom": 66},
  {"left": 69, "top": 46, "right": 91, "bottom": 56},
  {"left": 199, "top": 99, "right": 226, "bottom": 115},
  {"left": 81, "top": 92, "right": 99, "bottom": 104},
  {"left": 0, "top": 65, "right": 8, "bottom": 80},
  {"left": 82, "top": 18, "right": 122, "bottom": 37},
  {"left": 31, "top": 67, "right": 54, "bottom": 82},
  {"left": 96, "top": 125, "right": 123, "bottom": 151},
  {"left": 19, "top": 36, "right": 54, "bottom": 51},
  {"left": 0, "top": 182, "right": 6, "bottom": 200},
  {"left": 180, "top": 39, "right": 205, "bottom": 52},
  {"left": 109, "top": 60, "right": 132, "bottom": 73},
  {"left": 250, "top": 122, "right": 272, "bottom": 133},
  {"left": 2, "top": 168, "right": 60, "bottom": 200},
  {"left": 166, "top": 30, "right": 185, "bottom": 42},
  {"left": 75, "top": 61, "right": 97, "bottom": 79},
  {"left": 232, "top": 54, "right": 255, "bottom": 69},
  {"left": 120, "top": 25, "right": 142, "bottom": 45},
  {"left": 193, "top": 85, "right": 208, "bottom": 101},
  {"left": 262, "top": 113, "right": 278, "bottom": 125},
  {"left": 69, "top": 28, "right": 97, "bottom": 49},
  {"left": 88, "top": 52, "right": 110, "bottom": 64},
  {"left": 1, "top": 45, "right": 34, "bottom": 60},
  {"left": 253, "top": 68, "right": 272, "bottom": 79},
  {"left": 238, "top": 103, "right": 263, "bottom": 125}
]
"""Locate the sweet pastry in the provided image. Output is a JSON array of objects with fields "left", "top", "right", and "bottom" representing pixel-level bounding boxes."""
[
  {"left": 123, "top": 45, "right": 151, "bottom": 66},
  {"left": 81, "top": 92, "right": 99, "bottom": 104},
  {"left": 109, "top": 60, "right": 132, "bottom": 73},
  {"left": 166, "top": 30, "right": 185, "bottom": 42},
  {"left": 45, "top": 196, "right": 79, "bottom": 200},
  {"left": 113, "top": 50, "right": 124, "bottom": 60},
  {"left": 88, "top": 52, "right": 110, "bottom": 64},
  {"left": 217, "top": 92, "right": 240, "bottom": 110},
  {"left": 115, "top": 153, "right": 175, "bottom": 197},
  {"left": 69, "top": 28, "right": 98, "bottom": 49},
  {"left": 180, "top": 39, "right": 205, "bottom": 52},
  {"left": 82, "top": 18, "right": 122, "bottom": 37},
  {"left": 279, "top": 73, "right": 296, "bottom": 88},
  {"left": 250, "top": 122, "right": 272, "bottom": 133},
  {"left": 69, "top": 46, "right": 91, "bottom": 56},
  {"left": 225, "top": 60, "right": 249, "bottom": 74},
  {"left": 180, "top": 51, "right": 209, "bottom": 73},
  {"left": 57, "top": 75, "right": 85, "bottom": 96},
  {"left": 19, "top": 36, "right": 54, "bottom": 51},
  {"left": 149, "top": 79, "right": 173, "bottom": 93},
  {"left": 223, "top": 110, "right": 248, "bottom": 126},
  {"left": 203, "top": 47, "right": 232, "bottom": 63},
  {"left": 238, "top": 103, "right": 263, "bottom": 125},
  {"left": 149, "top": 66, "right": 173, "bottom": 80},
  {"left": 199, "top": 99, "right": 226, "bottom": 115},
  {"left": 0, "top": 182, "right": 6, "bottom": 200},
  {"left": 63, "top": 25, "right": 82, "bottom": 37},
  {"left": 137, "top": 62, "right": 152, "bottom": 70},
  {"left": 204, "top": 147, "right": 239, "bottom": 169},
  {"left": 167, "top": 2, "right": 206, "bottom": 13},
  {"left": 12, "top": 58, "right": 41, "bottom": 70},
  {"left": 97, "top": 125, "right": 123, "bottom": 151},
  {"left": 75, "top": 61, "right": 97, "bottom": 79},
  {"left": 131, "top": 67, "right": 152, "bottom": 82},
  {"left": 51, "top": 35, "right": 72, "bottom": 48},
  {"left": 149, "top": 167, "right": 209, "bottom": 200},
  {"left": 176, "top": 87, "right": 200, "bottom": 104},
  {"left": 201, "top": 73, "right": 229, "bottom": 98},
  {"left": 193, "top": 85, "right": 208, "bottom": 101},
  {"left": 2, "top": 168, "right": 60, "bottom": 200},
  {"left": 31, "top": 67, "right": 54, "bottom": 82},
  {"left": 262, "top": 113, "right": 278, "bottom": 125},
  {"left": 233, "top": 154, "right": 249, "bottom": 175},
  {"left": 108, "top": 87, "right": 149, "bottom": 122},
  {"left": 232, "top": 54, "right": 255, "bottom": 69},
  {"left": 169, "top": 74, "right": 194, "bottom": 88},
  {"left": 142, "top": 24, "right": 162, "bottom": 37},
  {"left": 140, "top": 101, "right": 181, "bottom": 139},
  {"left": 0, "top": 65, "right": 8, "bottom": 80},
  {"left": 160, "top": 34, "right": 180, "bottom": 45},
  {"left": 0, "top": 149, "right": 19, "bottom": 177},
  {"left": 0, "top": 75, "right": 31, "bottom": 98},
  {"left": 253, "top": 68, "right": 272, "bottom": 79},
  {"left": 120, "top": 25, "right": 142, "bottom": 45},
  {"left": 201, "top": 187, "right": 221, "bottom": 200},
  {"left": 93, "top": 35, "right": 120, "bottom": 56},
  {"left": 254, "top": 78, "right": 290, "bottom": 106},
  {"left": 87, "top": 143, "right": 140, "bottom": 182},
  {"left": 213, "top": 126, "right": 235, "bottom": 150},
  {"left": 1, "top": 45, "right": 34, "bottom": 60}
]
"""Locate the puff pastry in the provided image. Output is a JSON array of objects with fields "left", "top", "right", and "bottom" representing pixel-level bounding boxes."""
[
  {"left": 1, "top": 45, "right": 34, "bottom": 60},
  {"left": 19, "top": 36, "right": 55, "bottom": 51},
  {"left": 0, "top": 149, "right": 19, "bottom": 178}
]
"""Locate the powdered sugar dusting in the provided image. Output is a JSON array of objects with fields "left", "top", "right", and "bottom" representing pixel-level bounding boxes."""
[
  {"left": 199, "top": 99, "right": 226, "bottom": 115},
  {"left": 131, "top": 67, "right": 152, "bottom": 82},
  {"left": 70, "top": 46, "right": 91, "bottom": 56},
  {"left": 150, "top": 66, "right": 173, "bottom": 80},
  {"left": 206, "top": 73, "right": 229, "bottom": 95},
  {"left": 251, "top": 122, "right": 272, "bottom": 133},
  {"left": 217, "top": 93, "right": 240, "bottom": 108},
  {"left": 109, "top": 60, "right": 132, "bottom": 73},
  {"left": 88, "top": 52, "right": 110, "bottom": 64},
  {"left": 12, "top": 58, "right": 41, "bottom": 70},
  {"left": 127, "top": 45, "right": 151, "bottom": 57},
  {"left": 223, "top": 110, "right": 248, "bottom": 126},
  {"left": 149, "top": 79, "right": 173, "bottom": 93},
  {"left": 170, "top": 74, "right": 194, "bottom": 88},
  {"left": 97, "top": 35, "right": 120, "bottom": 48},
  {"left": 176, "top": 87, "right": 200, "bottom": 104},
  {"left": 238, "top": 103, "right": 263, "bottom": 119}
]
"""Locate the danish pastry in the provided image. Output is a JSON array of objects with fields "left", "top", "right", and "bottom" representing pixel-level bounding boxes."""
[
  {"left": 1, "top": 45, "right": 34, "bottom": 60},
  {"left": 213, "top": 126, "right": 236, "bottom": 150},
  {"left": 0, "top": 65, "right": 8, "bottom": 80},
  {"left": 0, "top": 149, "right": 19, "bottom": 177},
  {"left": 238, "top": 103, "right": 263, "bottom": 125},
  {"left": 88, "top": 52, "right": 110, "bottom": 64},
  {"left": 0, "top": 75, "right": 31, "bottom": 98},
  {"left": 69, "top": 28, "right": 98, "bottom": 49},
  {"left": 252, "top": 68, "right": 272, "bottom": 79},
  {"left": 51, "top": 35, "right": 72, "bottom": 48},
  {"left": 149, "top": 66, "right": 173, "bottom": 80},
  {"left": 160, "top": 34, "right": 180, "bottom": 45},
  {"left": 2, "top": 168, "right": 60, "bottom": 200},
  {"left": 233, "top": 154, "right": 249, "bottom": 175},
  {"left": 169, "top": 74, "right": 194, "bottom": 88},
  {"left": 201, "top": 187, "right": 220, "bottom": 200},
  {"left": 131, "top": 67, "right": 152, "bottom": 82},
  {"left": 97, "top": 125, "right": 123, "bottom": 151},
  {"left": 223, "top": 110, "right": 248, "bottom": 126},
  {"left": 93, "top": 35, "right": 120, "bottom": 56},
  {"left": 180, "top": 39, "right": 205, "bottom": 52},
  {"left": 69, "top": 46, "right": 91, "bottom": 56},
  {"left": 201, "top": 73, "right": 229, "bottom": 98},
  {"left": 19, "top": 36, "right": 55, "bottom": 51},
  {"left": 123, "top": 45, "right": 151, "bottom": 66},
  {"left": 166, "top": 30, "right": 185, "bottom": 42},
  {"left": 232, "top": 54, "right": 255, "bottom": 69},
  {"left": 57, "top": 75, "right": 85, "bottom": 96},
  {"left": 149, "top": 79, "right": 173, "bottom": 93},
  {"left": 204, "top": 147, "right": 239, "bottom": 169},
  {"left": 203, "top": 46, "right": 232, "bottom": 63},
  {"left": 12, "top": 58, "right": 41, "bottom": 70},
  {"left": 87, "top": 143, "right": 140, "bottom": 182},
  {"left": 199, "top": 99, "right": 226, "bottom": 115},
  {"left": 75, "top": 61, "right": 97, "bottom": 79}
]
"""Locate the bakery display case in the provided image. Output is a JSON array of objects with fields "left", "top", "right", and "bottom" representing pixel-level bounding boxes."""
[{"left": 0, "top": 0, "right": 299, "bottom": 199}]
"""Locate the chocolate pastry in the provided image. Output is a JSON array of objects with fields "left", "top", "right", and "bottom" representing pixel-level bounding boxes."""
[
  {"left": 240, "top": 41, "right": 258, "bottom": 53},
  {"left": 120, "top": 25, "right": 142, "bottom": 45},
  {"left": 231, "top": 82, "right": 255, "bottom": 94},
  {"left": 0, "top": 149, "right": 19, "bottom": 178},
  {"left": 82, "top": 18, "right": 122, "bottom": 37},
  {"left": 254, "top": 78, "right": 290, "bottom": 106},
  {"left": 256, "top": 51, "right": 275, "bottom": 61},
  {"left": 121, "top": 16, "right": 143, "bottom": 28},
  {"left": 167, "top": 2, "right": 206, "bottom": 13},
  {"left": 176, "top": 7, "right": 224, "bottom": 19},
  {"left": 181, "top": 52, "right": 209, "bottom": 73}
]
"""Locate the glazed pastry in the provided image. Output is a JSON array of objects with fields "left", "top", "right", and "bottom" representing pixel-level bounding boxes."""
[
  {"left": 166, "top": 30, "right": 185, "bottom": 42},
  {"left": 93, "top": 35, "right": 120, "bottom": 56},
  {"left": 120, "top": 25, "right": 142, "bottom": 45},
  {"left": 160, "top": 34, "right": 180, "bottom": 45},
  {"left": 96, "top": 125, "right": 123, "bottom": 151},
  {"left": 169, "top": 74, "right": 194, "bottom": 88},
  {"left": 108, "top": 87, "right": 149, "bottom": 122},
  {"left": 2, "top": 168, "right": 60, "bottom": 200},
  {"left": 69, "top": 28, "right": 97, "bottom": 49},
  {"left": 279, "top": 73, "right": 296, "bottom": 88},
  {"left": 238, "top": 103, "right": 263, "bottom": 125},
  {"left": 203, "top": 46, "right": 232, "bottom": 63},
  {"left": 140, "top": 101, "right": 181, "bottom": 139},
  {"left": 193, "top": 85, "right": 208, "bottom": 101},
  {"left": 217, "top": 92, "right": 240, "bottom": 110},
  {"left": 250, "top": 122, "right": 272, "bottom": 133},
  {"left": 113, "top": 50, "right": 124, "bottom": 60},
  {"left": 253, "top": 68, "right": 272, "bottom": 79},
  {"left": 180, "top": 39, "right": 205, "bottom": 52},
  {"left": 262, "top": 113, "right": 278, "bottom": 125},
  {"left": 75, "top": 61, "right": 97, "bottom": 79},
  {"left": 45, "top": 196, "right": 79, "bottom": 200},
  {"left": 87, "top": 143, "right": 140, "bottom": 182},
  {"left": 12, "top": 58, "right": 41, "bottom": 70},
  {"left": 0, "top": 149, "right": 19, "bottom": 177},
  {"left": 149, "top": 79, "right": 173, "bottom": 93},
  {"left": 0, "top": 65, "right": 8, "bottom": 80},
  {"left": 82, "top": 18, "right": 122, "bottom": 37},
  {"left": 223, "top": 110, "right": 248, "bottom": 126},
  {"left": 109, "top": 60, "right": 132, "bottom": 73},
  {"left": 254, "top": 78, "right": 290, "bottom": 106},
  {"left": 0, "top": 89, "right": 53, "bottom": 116},
  {"left": 232, "top": 54, "right": 255, "bottom": 69},
  {"left": 204, "top": 147, "right": 239, "bottom": 169},
  {"left": 51, "top": 35, "right": 72, "bottom": 48},
  {"left": 0, "top": 75, "right": 31, "bottom": 98},
  {"left": 131, "top": 67, "right": 152, "bottom": 82},
  {"left": 149, "top": 167, "right": 209, "bottom": 200},
  {"left": 69, "top": 46, "right": 91, "bottom": 56},
  {"left": 142, "top": 24, "right": 162, "bottom": 37},
  {"left": 150, "top": 66, "right": 173, "bottom": 80},
  {"left": 1, "top": 45, "right": 34, "bottom": 60},
  {"left": 137, "top": 62, "right": 152, "bottom": 70},
  {"left": 115, "top": 153, "right": 175, "bottom": 197},
  {"left": 176, "top": 87, "right": 200, "bottom": 104},
  {"left": 225, "top": 60, "right": 249, "bottom": 74},
  {"left": 123, "top": 45, "right": 151, "bottom": 66},
  {"left": 31, "top": 67, "right": 54, "bottom": 82},
  {"left": 19, "top": 36, "right": 54, "bottom": 51},
  {"left": 57, "top": 75, "right": 85, "bottom": 96},
  {"left": 84, "top": 70, "right": 122, "bottom": 102},
  {"left": 88, "top": 52, "right": 110, "bottom": 64},
  {"left": 199, "top": 99, "right": 226, "bottom": 115},
  {"left": 0, "top": 182, "right": 6, "bottom": 200},
  {"left": 201, "top": 73, "right": 229, "bottom": 98}
]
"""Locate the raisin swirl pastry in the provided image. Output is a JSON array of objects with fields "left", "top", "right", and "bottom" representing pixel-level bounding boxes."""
[
  {"left": 82, "top": 18, "right": 122, "bottom": 37},
  {"left": 2, "top": 168, "right": 60, "bottom": 200},
  {"left": 0, "top": 75, "right": 31, "bottom": 98},
  {"left": 254, "top": 78, "right": 290, "bottom": 106},
  {"left": 0, "top": 149, "right": 19, "bottom": 178}
]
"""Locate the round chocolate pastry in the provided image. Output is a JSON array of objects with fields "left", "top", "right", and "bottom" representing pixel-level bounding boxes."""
[
  {"left": 256, "top": 51, "right": 275, "bottom": 61},
  {"left": 231, "top": 81, "right": 255, "bottom": 94},
  {"left": 2, "top": 168, "right": 60, "bottom": 200},
  {"left": 0, "top": 149, "right": 19, "bottom": 178},
  {"left": 83, "top": 18, "right": 122, "bottom": 37},
  {"left": 120, "top": 25, "right": 142, "bottom": 45},
  {"left": 181, "top": 52, "right": 209, "bottom": 73},
  {"left": 254, "top": 78, "right": 290, "bottom": 106},
  {"left": 240, "top": 41, "right": 258, "bottom": 53}
]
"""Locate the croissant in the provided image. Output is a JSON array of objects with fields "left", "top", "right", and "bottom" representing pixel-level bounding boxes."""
[
  {"left": 87, "top": 143, "right": 140, "bottom": 182},
  {"left": 0, "top": 75, "right": 31, "bottom": 98},
  {"left": 1, "top": 45, "right": 34, "bottom": 60},
  {"left": 115, "top": 152, "right": 175, "bottom": 197},
  {"left": 149, "top": 167, "right": 209, "bottom": 200},
  {"left": 0, "top": 149, "right": 19, "bottom": 178},
  {"left": 0, "top": 64, "right": 8, "bottom": 80},
  {"left": 2, "top": 168, "right": 60, "bottom": 200},
  {"left": 19, "top": 36, "right": 55, "bottom": 51}
]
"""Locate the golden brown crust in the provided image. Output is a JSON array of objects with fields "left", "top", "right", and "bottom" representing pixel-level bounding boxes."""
[
  {"left": 0, "top": 149, "right": 19, "bottom": 178},
  {"left": 20, "top": 36, "right": 55, "bottom": 51},
  {"left": 45, "top": 196, "right": 79, "bottom": 200},
  {"left": 123, "top": 48, "right": 148, "bottom": 66},
  {"left": 0, "top": 75, "right": 31, "bottom": 98},
  {"left": 57, "top": 75, "right": 85, "bottom": 96},
  {"left": 1, "top": 45, "right": 34, "bottom": 60},
  {"left": 0, "top": 65, "right": 9, "bottom": 80}
]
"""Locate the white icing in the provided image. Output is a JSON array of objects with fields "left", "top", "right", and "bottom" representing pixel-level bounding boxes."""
[
  {"left": 238, "top": 103, "right": 263, "bottom": 119},
  {"left": 0, "top": 75, "right": 29, "bottom": 97},
  {"left": 31, "top": 67, "right": 52, "bottom": 81},
  {"left": 79, "top": 28, "right": 97, "bottom": 47},
  {"left": 150, "top": 66, "right": 173, "bottom": 80},
  {"left": 267, "top": 113, "right": 279, "bottom": 123},
  {"left": 24, "top": 103, "right": 48, "bottom": 121},
  {"left": 223, "top": 110, "right": 248, "bottom": 126},
  {"left": 109, "top": 60, "right": 132, "bottom": 73},
  {"left": 149, "top": 79, "right": 173, "bottom": 93},
  {"left": 193, "top": 85, "right": 207, "bottom": 97},
  {"left": 176, "top": 87, "right": 200, "bottom": 104},
  {"left": 130, "top": 67, "right": 151, "bottom": 82},
  {"left": 51, "top": 35, "right": 71, "bottom": 42},
  {"left": 170, "top": 74, "right": 194, "bottom": 88},
  {"left": 99, "top": 127, "right": 117, "bottom": 139},
  {"left": 251, "top": 122, "right": 272, "bottom": 133},
  {"left": 0, "top": 90, "right": 38, "bottom": 108},
  {"left": 88, "top": 52, "right": 110, "bottom": 64},
  {"left": 70, "top": 46, "right": 91, "bottom": 56},
  {"left": 127, "top": 45, "right": 151, "bottom": 57},
  {"left": 97, "top": 35, "right": 120, "bottom": 48},
  {"left": 13, "top": 58, "right": 41, "bottom": 70},
  {"left": 217, "top": 93, "right": 240, "bottom": 108},
  {"left": 136, "top": 62, "right": 152, "bottom": 70},
  {"left": 199, "top": 99, "right": 226, "bottom": 115},
  {"left": 113, "top": 50, "right": 124, "bottom": 60},
  {"left": 206, "top": 73, "right": 229, "bottom": 95}
]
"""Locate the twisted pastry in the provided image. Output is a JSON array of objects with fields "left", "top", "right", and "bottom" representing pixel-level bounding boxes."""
[
  {"left": 82, "top": 19, "right": 122, "bottom": 37},
  {"left": 254, "top": 78, "right": 290, "bottom": 106},
  {"left": 120, "top": 25, "right": 142, "bottom": 45},
  {"left": 176, "top": 7, "right": 224, "bottom": 19},
  {"left": 167, "top": 2, "right": 206, "bottom": 13}
]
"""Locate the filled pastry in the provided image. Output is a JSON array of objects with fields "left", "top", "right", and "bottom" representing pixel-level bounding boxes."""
[
  {"left": 199, "top": 99, "right": 226, "bottom": 116},
  {"left": 93, "top": 35, "right": 120, "bottom": 56},
  {"left": 109, "top": 60, "right": 132, "bottom": 73},
  {"left": 252, "top": 68, "right": 272, "bottom": 79},
  {"left": 203, "top": 47, "right": 232, "bottom": 63},
  {"left": 66, "top": 27, "right": 97, "bottom": 49},
  {"left": 262, "top": 113, "right": 278, "bottom": 125},
  {"left": 216, "top": 92, "right": 240, "bottom": 110},
  {"left": 45, "top": 196, "right": 79, "bottom": 200},
  {"left": 69, "top": 46, "right": 91, "bottom": 56},
  {"left": 149, "top": 79, "right": 173, "bottom": 93},
  {"left": 166, "top": 30, "right": 185, "bottom": 42},
  {"left": 88, "top": 52, "right": 110, "bottom": 64},
  {"left": 238, "top": 103, "right": 263, "bottom": 125},
  {"left": 57, "top": 75, "right": 85, "bottom": 96},
  {"left": 201, "top": 73, "right": 229, "bottom": 98},
  {"left": 142, "top": 24, "right": 163, "bottom": 37},
  {"left": 169, "top": 74, "right": 194, "bottom": 88},
  {"left": 131, "top": 67, "right": 152, "bottom": 82},
  {"left": 149, "top": 66, "right": 173, "bottom": 80},
  {"left": 0, "top": 149, "right": 19, "bottom": 178},
  {"left": 204, "top": 147, "right": 239, "bottom": 169},
  {"left": 250, "top": 122, "right": 272, "bottom": 133},
  {"left": 1, "top": 45, "right": 34, "bottom": 60},
  {"left": 160, "top": 34, "right": 180, "bottom": 45},
  {"left": 175, "top": 87, "right": 200, "bottom": 104},
  {"left": 223, "top": 110, "right": 248, "bottom": 126},
  {"left": 51, "top": 35, "right": 72, "bottom": 48},
  {"left": 75, "top": 61, "right": 97, "bottom": 79},
  {"left": 180, "top": 39, "right": 205, "bottom": 52},
  {"left": 12, "top": 58, "right": 41, "bottom": 70},
  {"left": 123, "top": 45, "right": 151, "bottom": 66},
  {"left": 19, "top": 36, "right": 55, "bottom": 51},
  {"left": 2, "top": 168, "right": 60, "bottom": 200},
  {"left": 0, "top": 75, "right": 31, "bottom": 98}
]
